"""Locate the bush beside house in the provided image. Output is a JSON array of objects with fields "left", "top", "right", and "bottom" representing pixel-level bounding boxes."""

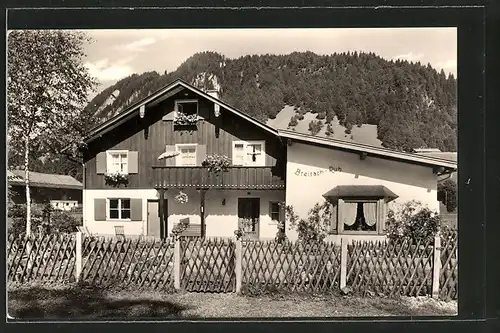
[{"left": 8, "top": 203, "right": 81, "bottom": 237}]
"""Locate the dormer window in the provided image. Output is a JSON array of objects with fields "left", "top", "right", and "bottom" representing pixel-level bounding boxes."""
[
  {"left": 175, "top": 99, "right": 198, "bottom": 117},
  {"left": 173, "top": 99, "right": 199, "bottom": 126}
]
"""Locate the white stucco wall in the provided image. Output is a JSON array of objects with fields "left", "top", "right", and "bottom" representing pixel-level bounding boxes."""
[
  {"left": 84, "top": 188, "right": 284, "bottom": 239},
  {"left": 285, "top": 142, "right": 440, "bottom": 242}
]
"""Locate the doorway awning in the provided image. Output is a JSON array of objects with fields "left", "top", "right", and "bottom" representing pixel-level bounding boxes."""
[{"left": 322, "top": 185, "right": 398, "bottom": 202}]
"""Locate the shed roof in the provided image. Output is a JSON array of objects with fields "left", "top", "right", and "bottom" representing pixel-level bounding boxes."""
[
  {"left": 8, "top": 170, "right": 83, "bottom": 190},
  {"left": 322, "top": 185, "right": 399, "bottom": 202}
]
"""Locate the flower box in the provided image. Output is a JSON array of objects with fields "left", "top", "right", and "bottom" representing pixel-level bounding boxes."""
[
  {"left": 104, "top": 173, "right": 129, "bottom": 187},
  {"left": 173, "top": 111, "right": 199, "bottom": 126}
]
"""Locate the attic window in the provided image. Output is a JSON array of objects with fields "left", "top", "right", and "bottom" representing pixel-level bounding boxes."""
[{"left": 175, "top": 99, "right": 198, "bottom": 116}]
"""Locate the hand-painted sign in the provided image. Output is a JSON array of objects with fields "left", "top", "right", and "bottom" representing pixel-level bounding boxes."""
[{"left": 294, "top": 166, "right": 342, "bottom": 177}]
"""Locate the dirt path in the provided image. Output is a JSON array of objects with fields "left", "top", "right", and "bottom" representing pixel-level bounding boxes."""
[{"left": 8, "top": 286, "right": 457, "bottom": 319}]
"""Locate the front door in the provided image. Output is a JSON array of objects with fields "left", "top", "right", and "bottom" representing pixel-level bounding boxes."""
[
  {"left": 238, "top": 198, "right": 260, "bottom": 239},
  {"left": 147, "top": 200, "right": 168, "bottom": 237}
]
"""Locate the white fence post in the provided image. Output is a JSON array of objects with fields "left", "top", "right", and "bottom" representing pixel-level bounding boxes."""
[
  {"left": 174, "top": 238, "right": 181, "bottom": 290},
  {"left": 235, "top": 239, "right": 242, "bottom": 293},
  {"left": 340, "top": 237, "right": 348, "bottom": 289},
  {"left": 432, "top": 235, "right": 442, "bottom": 299},
  {"left": 75, "top": 232, "right": 82, "bottom": 282}
]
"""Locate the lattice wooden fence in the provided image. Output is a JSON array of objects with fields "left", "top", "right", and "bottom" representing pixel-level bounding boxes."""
[
  {"left": 179, "top": 237, "right": 236, "bottom": 293},
  {"left": 7, "top": 232, "right": 458, "bottom": 299},
  {"left": 242, "top": 240, "right": 341, "bottom": 293},
  {"left": 439, "top": 231, "right": 458, "bottom": 300},
  {"left": 7, "top": 233, "right": 76, "bottom": 283},
  {"left": 81, "top": 236, "right": 174, "bottom": 290},
  {"left": 346, "top": 238, "right": 435, "bottom": 297}
]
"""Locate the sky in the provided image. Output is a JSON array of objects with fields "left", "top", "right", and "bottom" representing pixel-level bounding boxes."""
[{"left": 82, "top": 28, "right": 457, "bottom": 95}]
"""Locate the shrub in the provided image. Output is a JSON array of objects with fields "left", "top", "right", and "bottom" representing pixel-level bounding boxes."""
[
  {"left": 49, "top": 210, "right": 81, "bottom": 233},
  {"left": 386, "top": 200, "right": 442, "bottom": 243},
  {"left": 8, "top": 203, "right": 81, "bottom": 236},
  {"left": 437, "top": 179, "right": 457, "bottom": 213},
  {"left": 287, "top": 202, "right": 331, "bottom": 243}
]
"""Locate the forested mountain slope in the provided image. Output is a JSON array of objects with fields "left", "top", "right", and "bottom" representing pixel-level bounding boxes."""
[{"left": 83, "top": 51, "right": 457, "bottom": 152}]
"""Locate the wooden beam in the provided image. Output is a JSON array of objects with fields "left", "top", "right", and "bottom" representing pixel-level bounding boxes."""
[
  {"left": 159, "top": 189, "right": 166, "bottom": 239},
  {"left": 200, "top": 189, "right": 207, "bottom": 238}
]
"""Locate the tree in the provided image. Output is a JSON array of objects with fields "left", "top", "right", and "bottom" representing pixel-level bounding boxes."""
[
  {"left": 8, "top": 30, "right": 97, "bottom": 235},
  {"left": 437, "top": 179, "right": 457, "bottom": 213}
]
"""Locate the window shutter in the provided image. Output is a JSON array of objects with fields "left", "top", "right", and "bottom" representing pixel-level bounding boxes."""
[
  {"left": 196, "top": 144, "right": 207, "bottom": 166},
  {"left": 94, "top": 198, "right": 106, "bottom": 221},
  {"left": 128, "top": 151, "right": 139, "bottom": 174},
  {"left": 268, "top": 202, "right": 273, "bottom": 219},
  {"left": 379, "top": 199, "right": 387, "bottom": 233},
  {"left": 330, "top": 201, "right": 338, "bottom": 231},
  {"left": 165, "top": 145, "right": 176, "bottom": 166},
  {"left": 96, "top": 153, "right": 106, "bottom": 174},
  {"left": 130, "top": 198, "right": 143, "bottom": 221},
  {"left": 279, "top": 203, "right": 285, "bottom": 223}
]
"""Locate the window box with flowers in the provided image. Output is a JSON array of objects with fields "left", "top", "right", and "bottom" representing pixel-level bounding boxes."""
[
  {"left": 173, "top": 111, "right": 199, "bottom": 127},
  {"left": 104, "top": 172, "right": 129, "bottom": 187},
  {"left": 202, "top": 154, "right": 231, "bottom": 176}
]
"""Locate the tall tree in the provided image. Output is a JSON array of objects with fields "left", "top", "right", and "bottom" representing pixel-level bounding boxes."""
[{"left": 7, "top": 30, "right": 97, "bottom": 235}]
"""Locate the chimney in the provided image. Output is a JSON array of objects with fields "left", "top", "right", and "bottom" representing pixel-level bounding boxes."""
[
  {"left": 206, "top": 89, "right": 219, "bottom": 100},
  {"left": 206, "top": 89, "right": 221, "bottom": 117}
]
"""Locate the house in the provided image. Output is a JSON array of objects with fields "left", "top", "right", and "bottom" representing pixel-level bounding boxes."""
[
  {"left": 280, "top": 131, "right": 456, "bottom": 242},
  {"left": 73, "top": 79, "right": 456, "bottom": 241},
  {"left": 8, "top": 170, "right": 83, "bottom": 210}
]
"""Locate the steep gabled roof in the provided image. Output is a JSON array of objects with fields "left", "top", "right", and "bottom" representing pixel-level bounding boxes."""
[
  {"left": 8, "top": 170, "right": 83, "bottom": 190},
  {"left": 278, "top": 129, "right": 457, "bottom": 172},
  {"left": 82, "top": 79, "right": 278, "bottom": 143}
]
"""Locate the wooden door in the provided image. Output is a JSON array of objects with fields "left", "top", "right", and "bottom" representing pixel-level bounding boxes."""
[
  {"left": 148, "top": 199, "right": 168, "bottom": 237},
  {"left": 238, "top": 198, "right": 260, "bottom": 239},
  {"left": 147, "top": 200, "right": 161, "bottom": 237}
]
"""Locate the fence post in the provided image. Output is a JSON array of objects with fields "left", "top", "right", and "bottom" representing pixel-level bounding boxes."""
[
  {"left": 174, "top": 238, "right": 181, "bottom": 290},
  {"left": 75, "top": 232, "right": 82, "bottom": 282},
  {"left": 340, "top": 237, "right": 348, "bottom": 289},
  {"left": 235, "top": 238, "right": 242, "bottom": 293},
  {"left": 432, "top": 235, "right": 442, "bottom": 299}
]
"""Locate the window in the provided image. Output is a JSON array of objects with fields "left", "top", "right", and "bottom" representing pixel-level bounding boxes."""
[
  {"left": 341, "top": 200, "right": 379, "bottom": 233},
  {"left": 107, "top": 151, "right": 128, "bottom": 174},
  {"left": 232, "top": 141, "right": 266, "bottom": 166},
  {"left": 175, "top": 99, "right": 198, "bottom": 116},
  {"left": 108, "top": 198, "right": 131, "bottom": 220},
  {"left": 269, "top": 201, "right": 281, "bottom": 222},
  {"left": 176, "top": 144, "right": 197, "bottom": 166}
]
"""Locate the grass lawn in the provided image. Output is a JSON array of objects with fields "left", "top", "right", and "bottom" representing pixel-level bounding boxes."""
[{"left": 8, "top": 285, "right": 457, "bottom": 320}]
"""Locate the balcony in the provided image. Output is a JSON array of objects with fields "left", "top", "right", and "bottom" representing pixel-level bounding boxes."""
[{"left": 151, "top": 166, "right": 285, "bottom": 190}]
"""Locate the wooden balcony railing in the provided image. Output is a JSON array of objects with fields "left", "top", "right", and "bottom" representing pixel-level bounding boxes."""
[{"left": 151, "top": 166, "right": 285, "bottom": 190}]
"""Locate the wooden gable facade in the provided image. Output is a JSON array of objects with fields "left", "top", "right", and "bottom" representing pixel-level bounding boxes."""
[{"left": 83, "top": 86, "right": 286, "bottom": 190}]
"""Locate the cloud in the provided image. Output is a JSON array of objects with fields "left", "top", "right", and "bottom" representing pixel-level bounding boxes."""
[
  {"left": 392, "top": 52, "right": 424, "bottom": 62},
  {"left": 85, "top": 57, "right": 135, "bottom": 82},
  {"left": 117, "top": 37, "right": 157, "bottom": 52}
]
